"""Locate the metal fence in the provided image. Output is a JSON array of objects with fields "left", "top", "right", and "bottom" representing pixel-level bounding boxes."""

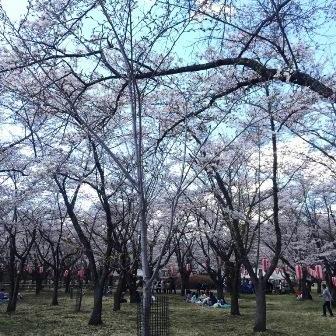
[{"left": 137, "top": 296, "right": 169, "bottom": 336}]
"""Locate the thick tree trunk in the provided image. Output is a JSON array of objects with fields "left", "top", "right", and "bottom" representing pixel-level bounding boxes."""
[
  {"left": 8, "top": 248, "right": 15, "bottom": 303},
  {"left": 51, "top": 277, "right": 59, "bottom": 306},
  {"left": 230, "top": 287, "right": 240, "bottom": 315},
  {"left": 65, "top": 276, "right": 71, "bottom": 294},
  {"left": 225, "top": 260, "right": 240, "bottom": 316},
  {"left": 230, "top": 262, "right": 240, "bottom": 316},
  {"left": 7, "top": 273, "right": 21, "bottom": 313},
  {"left": 142, "top": 286, "right": 152, "bottom": 336},
  {"left": 88, "top": 283, "right": 104, "bottom": 326},
  {"left": 301, "top": 271, "right": 311, "bottom": 300},
  {"left": 216, "top": 283, "right": 224, "bottom": 300},
  {"left": 128, "top": 273, "right": 138, "bottom": 303},
  {"left": 254, "top": 280, "right": 267, "bottom": 332},
  {"left": 113, "top": 274, "right": 124, "bottom": 311},
  {"left": 180, "top": 272, "right": 190, "bottom": 296},
  {"left": 36, "top": 275, "right": 43, "bottom": 295}
]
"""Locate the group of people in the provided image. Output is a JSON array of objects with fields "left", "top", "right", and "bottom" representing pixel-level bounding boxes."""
[
  {"left": 185, "top": 290, "right": 231, "bottom": 309},
  {"left": 0, "top": 288, "right": 8, "bottom": 303},
  {"left": 153, "top": 277, "right": 176, "bottom": 294}
]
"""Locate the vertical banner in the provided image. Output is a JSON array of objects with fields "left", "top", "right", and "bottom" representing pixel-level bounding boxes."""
[
  {"left": 78, "top": 268, "right": 85, "bottom": 280},
  {"left": 331, "top": 276, "right": 336, "bottom": 287},
  {"left": 295, "top": 265, "right": 303, "bottom": 280},
  {"left": 261, "top": 258, "right": 270, "bottom": 273},
  {"left": 315, "top": 265, "right": 324, "bottom": 280}
]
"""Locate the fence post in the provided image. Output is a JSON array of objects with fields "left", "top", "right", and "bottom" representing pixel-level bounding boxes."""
[{"left": 137, "top": 296, "right": 170, "bottom": 336}]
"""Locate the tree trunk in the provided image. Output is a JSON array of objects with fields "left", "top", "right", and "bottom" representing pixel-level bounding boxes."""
[
  {"left": 7, "top": 273, "right": 21, "bottom": 313},
  {"left": 128, "top": 273, "right": 138, "bottom": 303},
  {"left": 301, "top": 271, "right": 311, "bottom": 300},
  {"left": 88, "top": 283, "right": 104, "bottom": 325},
  {"left": 230, "top": 262, "right": 240, "bottom": 316},
  {"left": 36, "top": 275, "right": 43, "bottom": 295},
  {"left": 216, "top": 283, "right": 224, "bottom": 300},
  {"left": 225, "top": 260, "right": 240, "bottom": 316},
  {"left": 254, "top": 280, "right": 267, "bottom": 332},
  {"left": 180, "top": 272, "right": 190, "bottom": 296},
  {"left": 65, "top": 276, "right": 71, "bottom": 294},
  {"left": 8, "top": 247, "right": 15, "bottom": 304},
  {"left": 113, "top": 274, "right": 124, "bottom": 311},
  {"left": 230, "top": 287, "right": 240, "bottom": 315},
  {"left": 317, "top": 281, "right": 322, "bottom": 294},
  {"left": 284, "top": 272, "right": 295, "bottom": 294},
  {"left": 51, "top": 277, "right": 59, "bottom": 306},
  {"left": 142, "top": 286, "right": 152, "bottom": 336}
]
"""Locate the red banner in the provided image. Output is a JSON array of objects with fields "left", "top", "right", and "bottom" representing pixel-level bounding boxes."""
[
  {"left": 332, "top": 276, "right": 336, "bottom": 287},
  {"left": 261, "top": 258, "right": 270, "bottom": 273},
  {"left": 315, "top": 265, "right": 324, "bottom": 280},
  {"left": 295, "top": 265, "right": 303, "bottom": 280},
  {"left": 77, "top": 268, "right": 85, "bottom": 280},
  {"left": 25, "top": 265, "right": 32, "bottom": 274}
]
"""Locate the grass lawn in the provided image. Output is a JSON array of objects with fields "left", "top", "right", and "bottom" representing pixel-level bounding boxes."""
[{"left": 0, "top": 291, "right": 335, "bottom": 336}]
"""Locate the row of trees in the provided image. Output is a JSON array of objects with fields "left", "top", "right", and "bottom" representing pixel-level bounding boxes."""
[{"left": 0, "top": 0, "right": 335, "bottom": 334}]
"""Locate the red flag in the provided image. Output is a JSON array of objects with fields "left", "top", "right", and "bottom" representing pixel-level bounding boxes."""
[
  {"left": 25, "top": 265, "right": 32, "bottom": 274},
  {"left": 261, "top": 258, "right": 270, "bottom": 273},
  {"left": 332, "top": 277, "right": 336, "bottom": 287},
  {"left": 315, "top": 265, "right": 324, "bottom": 280},
  {"left": 78, "top": 268, "right": 85, "bottom": 279},
  {"left": 295, "top": 265, "right": 303, "bottom": 280},
  {"left": 186, "top": 263, "right": 191, "bottom": 272}
]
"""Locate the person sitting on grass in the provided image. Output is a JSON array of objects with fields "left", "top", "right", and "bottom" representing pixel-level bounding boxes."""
[
  {"left": 195, "top": 291, "right": 208, "bottom": 305},
  {"left": 199, "top": 291, "right": 218, "bottom": 307},
  {"left": 190, "top": 292, "right": 199, "bottom": 303},
  {"left": 0, "top": 288, "right": 8, "bottom": 302},
  {"left": 208, "top": 292, "right": 218, "bottom": 306},
  {"left": 185, "top": 290, "right": 192, "bottom": 302},
  {"left": 199, "top": 291, "right": 206, "bottom": 300},
  {"left": 212, "top": 297, "right": 231, "bottom": 308}
]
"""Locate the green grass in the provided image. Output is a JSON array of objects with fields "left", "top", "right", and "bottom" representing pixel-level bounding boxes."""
[{"left": 0, "top": 291, "right": 334, "bottom": 335}]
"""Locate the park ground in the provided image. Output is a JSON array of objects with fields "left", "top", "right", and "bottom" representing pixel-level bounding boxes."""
[{"left": 0, "top": 292, "right": 335, "bottom": 336}]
